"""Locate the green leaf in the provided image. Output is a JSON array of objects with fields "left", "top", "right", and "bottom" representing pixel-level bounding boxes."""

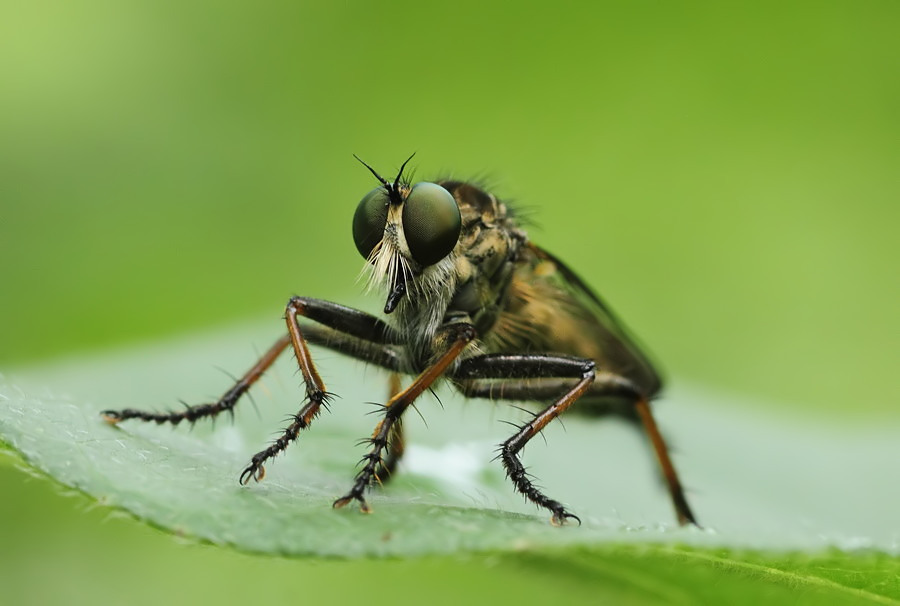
[{"left": 1, "top": 322, "right": 898, "bottom": 567}]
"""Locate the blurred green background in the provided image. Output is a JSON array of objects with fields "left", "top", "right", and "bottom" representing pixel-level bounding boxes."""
[{"left": 1, "top": 1, "right": 898, "bottom": 603}]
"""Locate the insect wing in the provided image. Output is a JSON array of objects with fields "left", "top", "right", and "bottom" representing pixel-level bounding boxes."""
[{"left": 526, "top": 244, "right": 663, "bottom": 398}]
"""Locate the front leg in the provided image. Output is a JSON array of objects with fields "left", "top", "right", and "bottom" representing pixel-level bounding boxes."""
[
  {"left": 239, "top": 296, "right": 403, "bottom": 484},
  {"left": 102, "top": 334, "right": 292, "bottom": 427},
  {"left": 102, "top": 297, "right": 402, "bottom": 435},
  {"left": 333, "top": 323, "right": 477, "bottom": 513}
]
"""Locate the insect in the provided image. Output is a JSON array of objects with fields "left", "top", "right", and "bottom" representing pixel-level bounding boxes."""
[{"left": 102, "top": 155, "right": 698, "bottom": 526}]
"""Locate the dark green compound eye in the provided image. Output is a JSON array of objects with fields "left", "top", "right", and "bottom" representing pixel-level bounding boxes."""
[
  {"left": 402, "top": 182, "right": 461, "bottom": 266},
  {"left": 352, "top": 187, "right": 390, "bottom": 260}
]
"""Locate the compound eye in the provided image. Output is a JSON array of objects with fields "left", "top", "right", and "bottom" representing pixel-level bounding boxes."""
[
  {"left": 402, "top": 182, "right": 461, "bottom": 267},
  {"left": 352, "top": 187, "right": 390, "bottom": 260}
]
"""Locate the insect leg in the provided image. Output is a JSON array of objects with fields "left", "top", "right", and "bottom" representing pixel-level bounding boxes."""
[
  {"left": 100, "top": 319, "right": 404, "bottom": 430},
  {"left": 103, "top": 296, "right": 406, "bottom": 486},
  {"left": 456, "top": 358, "right": 698, "bottom": 527},
  {"left": 452, "top": 354, "right": 598, "bottom": 525},
  {"left": 239, "top": 296, "right": 402, "bottom": 484},
  {"left": 632, "top": 397, "right": 697, "bottom": 526},
  {"left": 101, "top": 335, "right": 292, "bottom": 426},
  {"left": 333, "top": 323, "right": 477, "bottom": 513},
  {"left": 303, "top": 324, "right": 405, "bottom": 371},
  {"left": 374, "top": 373, "right": 405, "bottom": 482}
]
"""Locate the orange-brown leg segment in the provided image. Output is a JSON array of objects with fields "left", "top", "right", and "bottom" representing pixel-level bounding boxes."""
[
  {"left": 334, "top": 324, "right": 477, "bottom": 513},
  {"left": 499, "top": 372, "right": 594, "bottom": 526},
  {"left": 634, "top": 398, "right": 697, "bottom": 526}
]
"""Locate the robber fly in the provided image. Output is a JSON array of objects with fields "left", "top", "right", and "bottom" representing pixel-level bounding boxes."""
[{"left": 102, "top": 155, "right": 698, "bottom": 526}]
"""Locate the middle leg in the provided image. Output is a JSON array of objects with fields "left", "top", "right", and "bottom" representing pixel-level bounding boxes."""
[
  {"left": 454, "top": 355, "right": 698, "bottom": 526},
  {"left": 452, "top": 354, "right": 602, "bottom": 525},
  {"left": 333, "top": 323, "right": 477, "bottom": 513},
  {"left": 373, "top": 373, "right": 406, "bottom": 483}
]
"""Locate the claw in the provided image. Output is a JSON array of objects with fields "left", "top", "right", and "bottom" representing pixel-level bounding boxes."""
[
  {"left": 332, "top": 494, "right": 371, "bottom": 513},
  {"left": 239, "top": 463, "right": 265, "bottom": 485},
  {"left": 677, "top": 510, "right": 701, "bottom": 528},
  {"left": 100, "top": 410, "right": 122, "bottom": 425},
  {"left": 550, "top": 510, "right": 581, "bottom": 527}
]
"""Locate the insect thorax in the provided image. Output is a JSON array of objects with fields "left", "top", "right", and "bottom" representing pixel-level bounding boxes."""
[{"left": 392, "top": 181, "right": 527, "bottom": 370}]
